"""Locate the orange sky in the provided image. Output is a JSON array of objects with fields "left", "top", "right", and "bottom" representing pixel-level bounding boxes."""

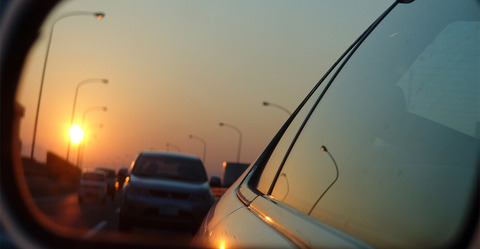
[{"left": 16, "top": 0, "right": 392, "bottom": 178}]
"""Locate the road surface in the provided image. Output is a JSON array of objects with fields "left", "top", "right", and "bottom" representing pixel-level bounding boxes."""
[{"left": 31, "top": 189, "right": 195, "bottom": 246}]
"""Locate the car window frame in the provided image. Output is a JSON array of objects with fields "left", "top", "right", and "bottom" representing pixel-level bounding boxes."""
[
  {"left": 237, "top": 1, "right": 480, "bottom": 248},
  {"left": 239, "top": 2, "right": 399, "bottom": 204},
  {"left": 233, "top": 1, "right": 447, "bottom": 247}
]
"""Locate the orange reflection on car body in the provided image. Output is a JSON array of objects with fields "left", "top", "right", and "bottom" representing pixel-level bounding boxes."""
[
  {"left": 265, "top": 216, "right": 273, "bottom": 223},
  {"left": 218, "top": 240, "right": 226, "bottom": 249}
]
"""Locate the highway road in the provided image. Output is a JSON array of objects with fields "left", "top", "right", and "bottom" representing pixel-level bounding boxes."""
[
  {"left": 32, "top": 190, "right": 195, "bottom": 246},
  {"left": 34, "top": 193, "right": 121, "bottom": 237},
  {"left": 22, "top": 174, "right": 227, "bottom": 247}
]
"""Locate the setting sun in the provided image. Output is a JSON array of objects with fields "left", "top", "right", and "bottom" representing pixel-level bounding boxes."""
[{"left": 69, "top": 124, "right": 84, "bottom": 144}]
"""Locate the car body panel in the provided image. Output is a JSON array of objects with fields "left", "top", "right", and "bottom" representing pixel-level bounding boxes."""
[
  {"left": 248, "top": 194, "right": 372, "bottom": 249},
  {"left": 199, "top": 206, "right": 295, "bottom": 249},
  {"left": 196, "top": 169, "right": 372, "bottom": 249}
]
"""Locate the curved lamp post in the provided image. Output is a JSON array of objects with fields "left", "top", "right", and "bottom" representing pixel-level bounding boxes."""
[
  {"left": 81, "top": 106, "right": 107, "bottom": 128},
  {"left": 219, "top": 122, "right": 242, "bottom": 164},
  {"left": 66, "top": 78, "right": 108, "bottom": 161},
  {"left": 166, "top": 142, "right": 181, "bottom": 152},
  {"left": 262, "top": 101, "right": 292, "bottom": 115},
  {"left": 76, "top": 123, "right": 103, "bottom": 168},
  {"left": 30, "top": 11, "right": 106, "bottom": 159},
  {"left": 75, "top": 106, "right": 107, "bottom": 167},
  {"left": 189, "top": 134, "right": 206, "bottom": 162}
]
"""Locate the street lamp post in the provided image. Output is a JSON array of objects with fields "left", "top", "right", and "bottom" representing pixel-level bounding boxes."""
[
  {"left": 81, "top": 106, "right": 107, "bottom": 128},
  {"left": 189, "top": 134, "right": 206, "bottom": 162},
  {"left": 76, "top": 123, "right": 103, "bottom": 168},
  {"left": 30, "top": 11, "right": 105, "bottom": 159},
  {"left": 75, "top": 106, "right": 107, "bottom": 167},
  {"left": 166, "top": 142, "right": 181, "bottom": 152},
  {"left": 219, "top": 122, "right": 242, "bottom": 164},
  {"left": 66, "top": 78, "right": 108, "bottom": 161},
  {"left": 262, "top": 101, "right": 292, "bottom": 115}
]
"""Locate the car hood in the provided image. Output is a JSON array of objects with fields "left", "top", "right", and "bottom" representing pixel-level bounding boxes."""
[{"left": 129, "top": 174, "right": 210, "bottom": 193}]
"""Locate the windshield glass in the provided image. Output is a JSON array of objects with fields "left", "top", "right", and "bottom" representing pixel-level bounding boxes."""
[
  {"left": 96, "top": 168, "right": 115, "bottom": 178},
  {"left": 132, "top": 155, "right": 208, "bottom": 182},
  {"left": 82, "top": 172, "right": 104, "bottom": 182}
]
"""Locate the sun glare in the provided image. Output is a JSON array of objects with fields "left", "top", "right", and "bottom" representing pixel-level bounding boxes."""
[{"left": 69, "top": 124, "right": 84, "bottom": 144}]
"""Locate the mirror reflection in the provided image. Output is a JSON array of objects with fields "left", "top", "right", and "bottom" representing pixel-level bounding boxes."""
[{"left": 14, "top": 0, "right": 391, "bottom": 244}]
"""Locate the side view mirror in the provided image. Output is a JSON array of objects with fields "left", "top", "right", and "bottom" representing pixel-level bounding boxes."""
[{"left": 209, "top": 176, "right": 221, "bottom": 187}]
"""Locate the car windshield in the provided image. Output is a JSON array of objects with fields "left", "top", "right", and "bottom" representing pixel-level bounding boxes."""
[
  {"left": 132, "top": 155, "right": 208, "bottom": 182},
  {"left": 82, "top": 173, "right": 104, "bottom": 182},
  {"left": 96, "top": 168, "right": 115, "bottom": 178}
]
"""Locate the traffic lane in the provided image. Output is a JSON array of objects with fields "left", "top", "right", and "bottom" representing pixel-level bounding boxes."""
[
  {"left": 85, "top": 227, "right": 195, "bottom": 248},
  {"left": 31, "top": 190, "right": 203, "bottom": 245},
  {"left": 33, "top": 191, "right": 121, "bottom": 232},
  {"left": 84, "top": 210, "right": 195, "bottom": 247},
  {"left": 87, "top": 224, "right": 195, "bottom": 247}
]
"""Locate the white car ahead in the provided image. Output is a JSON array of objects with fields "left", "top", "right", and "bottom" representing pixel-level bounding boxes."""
[{"left": 78, "top": 170, "right": 108, "bottom": 204}]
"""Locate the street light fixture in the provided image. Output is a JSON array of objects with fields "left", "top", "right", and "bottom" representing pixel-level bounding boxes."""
[
  {"left": 81, "top": 106, "right": 107, "bottom": 128},
  {"left": 262, "top": 101, "right": 292, "bottom": 115},
  {"left": 189, "top": 134, "right": 206, "bottom": 162},
  {"left": 30, "top": 11, "right": 106, "bottom": 159},
  {"left": 219, "top": 122, "right": 242, "bottom": 164},
  {"left": 66, "top": 78, "right": 108, "bottom": 161}
]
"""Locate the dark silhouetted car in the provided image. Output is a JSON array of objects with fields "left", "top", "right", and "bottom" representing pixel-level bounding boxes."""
[
  {"left": 95, "top": 167, "right": 117, "bottom": 200},
  {"left": 222, "top": 161, "right": 249, "bottom": 187},
  {"left": 119, "top": 151, "right": 215, "bottom": 232},
  {"left": 117, "top": 167, "right": 129, "bottom": 189},
  {"left": 194, "top": 0, "right": 480, "bottom": 248}
]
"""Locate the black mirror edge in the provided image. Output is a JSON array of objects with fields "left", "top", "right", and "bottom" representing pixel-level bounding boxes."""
[{"left": 1, "top": 0, "right": 67, "bottom": 247}]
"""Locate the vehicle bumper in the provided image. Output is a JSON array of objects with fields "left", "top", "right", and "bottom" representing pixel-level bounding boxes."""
[
  {"left": 79, "top": 189, "right": 106, "bottom": 200},
  {"left": 120, "top": 194, "right": 213, "bottom": 230}
]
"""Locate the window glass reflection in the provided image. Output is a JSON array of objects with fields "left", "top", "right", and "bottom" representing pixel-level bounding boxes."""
[
  {"left": 271, "top": 0, "right": 479, "bottom": 248},
  {"left": 255, "top": 82, "right": 327, "bottom": 194},
  {"left": 11, "top": 0, "right": 403, "bottom": 244}
]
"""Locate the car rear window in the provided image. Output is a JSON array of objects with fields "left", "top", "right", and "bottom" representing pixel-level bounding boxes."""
[
  {"left": 82, "top": 173, "right": 105, "bottom": 182},
  {"left": 96, "top": 168, "right": 116, "bottom": 178}
]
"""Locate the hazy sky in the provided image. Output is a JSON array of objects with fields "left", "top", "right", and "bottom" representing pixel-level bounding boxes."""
[{"left": 16, "top": 0, "right": 393, "bottom": 178}]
